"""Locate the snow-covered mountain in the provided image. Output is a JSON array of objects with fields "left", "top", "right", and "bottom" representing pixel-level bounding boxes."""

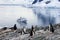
[
  {"left": 20, "top": 0, "right": 60, "bottom": 26},
  {"left": 0, "top": 0, "right": 60, "bottom": 28}
]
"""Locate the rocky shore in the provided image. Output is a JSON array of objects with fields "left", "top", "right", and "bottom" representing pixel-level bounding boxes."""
[{"left": 0, "top": 28, "right": 60, "bottom": 40}]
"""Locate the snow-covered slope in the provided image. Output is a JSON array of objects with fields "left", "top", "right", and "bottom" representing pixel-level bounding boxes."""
[{"left": 0, "top": 0, "right": 60, "bottom": 27}]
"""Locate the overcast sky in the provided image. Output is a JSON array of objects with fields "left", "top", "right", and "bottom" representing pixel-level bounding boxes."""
[
  {"left": 0, "top": 0, "right": 34, "bottom": 4},
  {"left": 0, "top": 6, "right": 38, "bottom": 28}
]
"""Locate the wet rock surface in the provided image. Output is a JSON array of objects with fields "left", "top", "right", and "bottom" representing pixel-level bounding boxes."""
[{"left": 0, "top": 29, "right": 60, "bottom": 40}]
